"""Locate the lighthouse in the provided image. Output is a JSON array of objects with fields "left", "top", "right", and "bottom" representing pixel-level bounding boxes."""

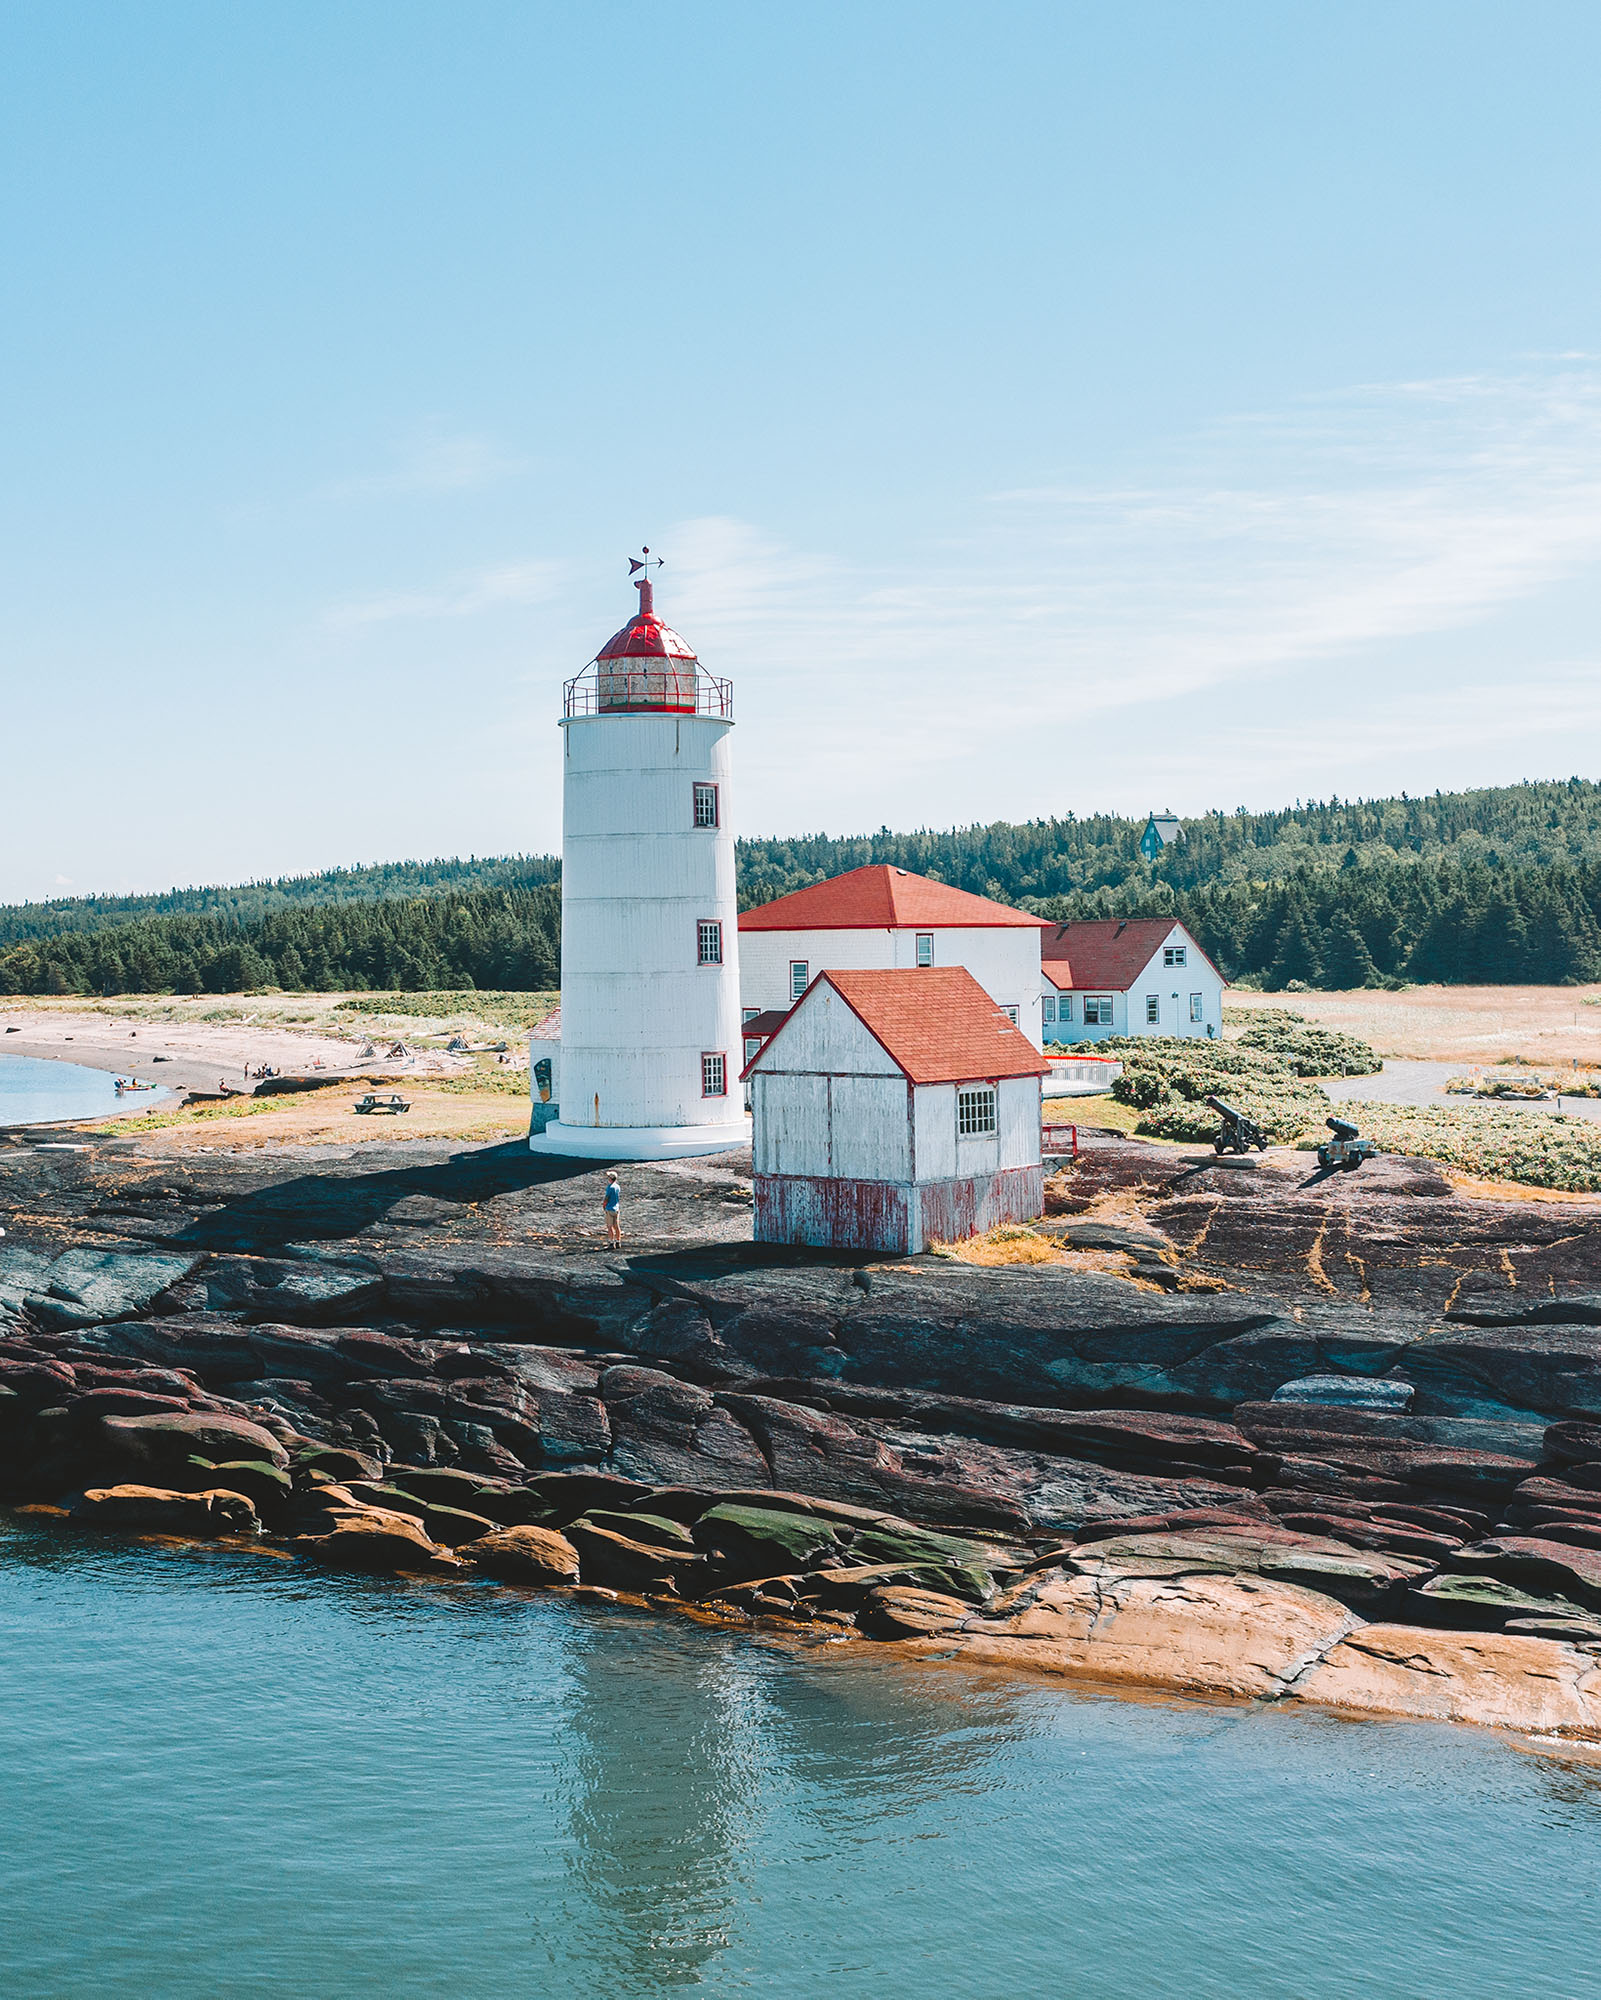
[{"left": 529, "top": 556, "right": 749, "bottom": 1160}]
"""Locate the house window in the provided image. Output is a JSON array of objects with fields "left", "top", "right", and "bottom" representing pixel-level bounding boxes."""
[
  {"left": 693, "top": 783, "right": 719, "bottom": 828},
  {"left": 916, "top": 933, "right": 934, "bottom": 967},
  {"left": 1190, "top": 992, "right": 1204, "bottom": 1023},
  {"left": 789, "top": 959, "right": 809, "bottom": 1000},
  {"left": 702, "top": 1051, "right": 727, "bottom": 1097},
  {"left": 957, "top": 1085, "right": 997, "bottom": 1136},
  {"left": 743, "top": 1038, "right": 762, "bottom": 1067},
  {"left": 1084, "top": 995, "right": 1113, "bottom": 1025},
  {"left": 1060, "top": 995, "right": 1074, "bottom": 1023},
  {"left": 1164, "top": 945, "right": 1187, "bottom": 967},
  {"left": 1146, "top": 994, "right": 1161, "bottom": 1025},
  {"left": 697, "top": 920, "right": 723, "bottom": 965},
  {"left": 1002, "top": 1004, "right": 1019, "bottom": 1025},
  {"left": 1042, "top": 995, "right": 1057, "bottom": 1024},
  {"left": 742, "top": 1006, "right": 759, "bottom": 1024}
]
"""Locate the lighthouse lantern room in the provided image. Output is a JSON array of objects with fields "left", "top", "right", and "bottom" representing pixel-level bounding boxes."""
[{"left": 529, "top": 555, "right": 748, "bottom": 1160}]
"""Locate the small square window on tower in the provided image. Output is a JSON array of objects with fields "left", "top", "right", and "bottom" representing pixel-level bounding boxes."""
[
  {"left": 916, "top": 933, "right": 935, "bottom": 967},
  {"left": 697, "top": 920, "right": 723, "bottom": 965},
  {"left": 693, "top": 782, "right": 719, "bottom": 828},
  {"left": 789, "top": 959, "right": 809, "bottom": 1000},
  {"left": 701, "top": 1051, "right": 727, "bottom": 1097}
]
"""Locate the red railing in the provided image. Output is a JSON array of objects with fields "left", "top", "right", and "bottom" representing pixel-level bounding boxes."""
[{"left": 563, "top": 660, "right": 734, "bottom": 720}]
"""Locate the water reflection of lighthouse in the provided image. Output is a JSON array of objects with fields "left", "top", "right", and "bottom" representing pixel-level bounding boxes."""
[{"left": 530, "top": 553, "right": 749, "bottom": 1160}]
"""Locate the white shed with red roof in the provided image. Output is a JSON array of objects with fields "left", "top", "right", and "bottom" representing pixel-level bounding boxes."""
[
  {"left": 1040, "top": 918, "right": 1224, "bottom": 1045},
  {"left": 738, "top": 864, "right": 1051, "bottom": 1049},
  {"left": 743, "top": 965, "right": 1051, "bottom": 1254}
]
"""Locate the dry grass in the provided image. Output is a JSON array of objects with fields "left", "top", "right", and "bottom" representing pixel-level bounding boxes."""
[
  {"left": 930, "top": 1223, "right": 1060, "bottom": 1266},
  {"left": 1226, "top": 985, "right": 1601, "bottom": 1063},
  {"left": 87, "top": 1084, "right": 531, "bottom": 1152}
]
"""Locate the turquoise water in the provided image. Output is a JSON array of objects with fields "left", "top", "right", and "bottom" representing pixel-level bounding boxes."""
[
  {"left": 3, "top": 1513, "right": 1600, "bottom": 2000},
  {"left": 0, "top": 1052, "right": 171, "bottom": 1125}
]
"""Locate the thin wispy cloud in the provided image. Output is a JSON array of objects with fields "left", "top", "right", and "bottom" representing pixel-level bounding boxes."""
[
  {"left": 324, "top": 428, "right": 527, "bottom": 501},
  {"left": 325, "top": 557, "right": 565, "bottom": 630}
]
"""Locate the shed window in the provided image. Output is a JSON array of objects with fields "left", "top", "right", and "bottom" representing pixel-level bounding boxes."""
[
  {"left": 1164, "top": 945, "right": 1187, "bottom": 967},
  {"left": 957, "top": 1086, "right": 997, "bottom": 1137},
  {"left": 1190, "top": 992, "right": 1204, "bottom": 1022},
  {"left": 789, "top": 959, "right": 809, "bottom": 1000},
  {"left": 1146, "top": 994, "right": 1161, "bottom": 1025},
  {"left": 1084, "top": 995, "right": 1113, "bottom": 1025},
  {"left": 697, "top": 920, "right": 723, "bottom": 965},
  {"left": 1042, "top": 995, "right": 1056, "bottom": 1024},
  {"left": 693, "top": 783, "right": 719, "bottom": 828},
  {"left": 915, "top": 933, "right": 934, "bottom": 967},
  {"left": 701, "top": 1052, "right": 727, "bottom": 1097}
]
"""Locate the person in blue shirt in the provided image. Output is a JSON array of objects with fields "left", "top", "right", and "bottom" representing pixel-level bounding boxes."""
[{"left": 603, "top": 1171, "right": 622, "bottom": 1248}]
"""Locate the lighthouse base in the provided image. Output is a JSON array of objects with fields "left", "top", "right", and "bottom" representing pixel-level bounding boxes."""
[{"left": 528, "top": 1116, "right": 751, "bottom": 1162}]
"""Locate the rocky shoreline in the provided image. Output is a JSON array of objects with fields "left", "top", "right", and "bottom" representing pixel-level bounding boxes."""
[{"left": 7, "top": 1127, "right": 1601, "bottom": 1743}]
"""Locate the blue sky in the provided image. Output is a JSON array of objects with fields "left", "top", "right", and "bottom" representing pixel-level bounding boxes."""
[{"left": 4, "top": 2, "right": 1601, "bottom": 901}]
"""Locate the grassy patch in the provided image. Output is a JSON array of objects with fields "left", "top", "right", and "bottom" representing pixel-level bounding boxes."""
[
  {"left": 1232, "top": 1006, "right": 1382, "bottom": 1076},
  {"left": 1297, "top": 1102, "right": 1601, "bottom": 1193},
  {"left": 932, "top": 1223, "right": 1059, "bottom": 1266},
  {"left": 333, "top": 990, "right": 559, "bottom": 1031},
  {"left": 1056, "top": 1037, "right": 1330, "bottom": 1143}
]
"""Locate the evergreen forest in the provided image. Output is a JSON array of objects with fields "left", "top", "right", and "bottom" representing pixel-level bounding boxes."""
[{"left": 3, "top": 779, "right": 1600, "bottom": 995}]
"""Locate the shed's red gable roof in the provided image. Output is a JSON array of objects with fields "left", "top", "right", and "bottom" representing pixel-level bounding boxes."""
[
  {"left": 745, "top": 966, "right": 1051, "bottom": 1085},
  {"left": 1040, "top": 918, "right": 1222, "bottom": 990},
  {"left": 738, "top": 865, "right": 1049, "bottom": 934}
]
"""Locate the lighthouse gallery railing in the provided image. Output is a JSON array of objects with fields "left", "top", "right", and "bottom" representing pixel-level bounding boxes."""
[{"left": 562, "top": 659, "right": 734, "bottom": 720}]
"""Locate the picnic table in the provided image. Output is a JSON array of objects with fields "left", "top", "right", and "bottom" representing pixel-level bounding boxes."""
[{"left": 353, "top": 1093, "right": 411, "bottom": 1115}]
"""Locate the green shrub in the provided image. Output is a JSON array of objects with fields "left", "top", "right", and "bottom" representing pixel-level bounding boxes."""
[{"left": 1234, "top": 1008, "right": 1382, "bottom": 1076}]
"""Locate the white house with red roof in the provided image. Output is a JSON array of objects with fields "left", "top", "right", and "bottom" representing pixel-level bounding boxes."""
[
  {"left": 1040, "top": 917, "right": 1224, "bottom": 1045},
  {"left": 744, "top": 966, "right": 1051, "bottom": 1253},
  {"left": 738, "top": 864, "right": 1051, "bottom": 1050}
]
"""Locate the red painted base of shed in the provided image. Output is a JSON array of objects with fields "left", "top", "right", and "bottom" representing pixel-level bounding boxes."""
[{"left": 753, "top": 1166, "right": 1044, "bottom": 1255}]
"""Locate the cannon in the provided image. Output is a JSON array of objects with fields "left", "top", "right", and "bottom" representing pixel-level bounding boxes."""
[
  {"left": 1205, "top": 1094, "right": 1268, "bottom": 1155},
  {"left": 1316, "top": 1113, "right": 1376, "bottom": 1172}
]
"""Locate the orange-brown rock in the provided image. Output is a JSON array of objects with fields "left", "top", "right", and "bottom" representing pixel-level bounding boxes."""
[
  {"left": 1294, "top": 1625, "right": 1601, "bottom": 1735},
  {"left": 74, "top": 1484, "right": 260, "bottom": 1536},
  {"left": 468, "top": 1523, "right": 580, "bottom": 1586},
  {"left": 857, "top": 1586, "right": 971, "bottom": 1639},
  {"left": 942, "top": 1568, "right": 1359, "bottom": 1700},
  {"left": 297, "top": 1509, "right": 456, "bottom": 1572}
]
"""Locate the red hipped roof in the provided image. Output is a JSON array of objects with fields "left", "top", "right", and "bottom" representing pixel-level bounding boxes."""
[
  {"left": 1040, "top": 918, "right": 1222, "bottom": 991},
  {"left": 738, "top": 865, "right": 1049, "bottom": 934},
  {"left": 745, "top": 967, "right": 1051, "bottom": 1085}
]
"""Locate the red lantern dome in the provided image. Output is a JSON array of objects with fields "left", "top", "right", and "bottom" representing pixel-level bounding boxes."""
[{"left": 564, "top": 561, "right": 732, "bottom": 721}]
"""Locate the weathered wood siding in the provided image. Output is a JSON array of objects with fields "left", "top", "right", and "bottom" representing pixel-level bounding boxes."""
[
  {"left": 753, "top": 1165, "right": 1045, "bottom": 1253},
  {"left": 751, "top": 1071, "right": 830, "bottom": 1177},
  {"left": 753, "top": 1173, "right": 913, "bottom": 1252},
  {"left": 914, "top": 1166, "right": 1044, "bottom": 1248},
  {"left": 997, "top": 1075, "right": 1042, "bottom": 1168}
]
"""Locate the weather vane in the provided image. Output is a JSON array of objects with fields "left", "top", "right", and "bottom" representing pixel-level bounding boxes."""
[{"left": 627, "top": 546, "right": 664, "bottom": 579}]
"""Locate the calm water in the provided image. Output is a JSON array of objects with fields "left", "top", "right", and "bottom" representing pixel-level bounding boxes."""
[
  {"left": 4, "top": 1518, "right": 1601, "bottom": 1997},
  {"left": 0, "top": 1052, "right": 171, "bottom": 1125}
]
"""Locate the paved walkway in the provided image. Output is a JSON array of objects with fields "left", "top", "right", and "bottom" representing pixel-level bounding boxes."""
[{"left": 1329, "top": 1059, "right": 1601, "bottom": 1123}]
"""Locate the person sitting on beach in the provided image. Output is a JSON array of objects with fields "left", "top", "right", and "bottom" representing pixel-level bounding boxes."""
[{"left": 603, "top": 1172, "right": 622, "bottom": 1248}]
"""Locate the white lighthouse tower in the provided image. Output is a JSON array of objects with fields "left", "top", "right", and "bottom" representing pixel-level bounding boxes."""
[{"left": 529, "top": 556, "right": 749, "bottom": 1160}]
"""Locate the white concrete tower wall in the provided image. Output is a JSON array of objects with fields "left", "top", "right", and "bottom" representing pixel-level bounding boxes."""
[
  {"left": 558, "top": 711, "right": 743, "bottom": 1133},
  {"left": 530, "top": 564, "right": 749, "bottom": 1160}
]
